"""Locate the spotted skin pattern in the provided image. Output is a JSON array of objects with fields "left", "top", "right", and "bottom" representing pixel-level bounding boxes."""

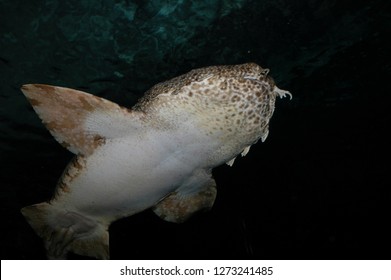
[
  {"left": 20, "top": 63, "right": 291, "bottom": 259},
  {"left": 136, "top": 63, "right": 291, "bottom": 166}
]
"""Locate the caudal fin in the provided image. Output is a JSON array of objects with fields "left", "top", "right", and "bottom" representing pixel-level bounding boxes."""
[{"left": 21, "top": 202, "right": 109, "bottom": 259}]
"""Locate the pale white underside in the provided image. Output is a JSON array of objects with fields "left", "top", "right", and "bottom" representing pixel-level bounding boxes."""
[
  {"left": 55, "top": 121, "right": 219, "bottom": 223},
  {"left": 47, "top": 81, "right": 291, "bottom": 225}
]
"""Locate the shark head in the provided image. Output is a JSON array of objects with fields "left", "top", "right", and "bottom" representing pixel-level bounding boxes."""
[{"left": 137, "top": 63, "right": 291, "bottom": 150}]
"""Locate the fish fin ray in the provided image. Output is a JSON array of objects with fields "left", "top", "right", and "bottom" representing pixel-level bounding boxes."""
[{"left": 226, "top": 157, "right": 236, "bottom": 166}]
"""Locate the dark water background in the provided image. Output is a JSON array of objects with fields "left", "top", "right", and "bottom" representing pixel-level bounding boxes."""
[{"left": 1, "top": 0, "right": 390, "bottom": 259}]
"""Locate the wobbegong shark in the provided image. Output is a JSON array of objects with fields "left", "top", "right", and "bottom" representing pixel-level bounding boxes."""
[{"left": 21, "top": 63, "right": 291, "bottom": 259}]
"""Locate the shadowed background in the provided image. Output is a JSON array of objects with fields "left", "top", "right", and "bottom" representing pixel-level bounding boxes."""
[{"left": 1, "top": 0, "right": 390, "bottom": 259}]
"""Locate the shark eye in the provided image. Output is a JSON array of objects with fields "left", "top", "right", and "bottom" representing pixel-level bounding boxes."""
[{"left": 242, "top": 68, "right": 270, "bottom": 81}]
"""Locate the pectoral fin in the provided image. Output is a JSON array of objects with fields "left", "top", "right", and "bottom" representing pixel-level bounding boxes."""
[
  {"left": 21, "top": 84, "right": 144, "bottom": 156},
  {"left": 153, "top": 177, "right": 217, "bottom": 223}
]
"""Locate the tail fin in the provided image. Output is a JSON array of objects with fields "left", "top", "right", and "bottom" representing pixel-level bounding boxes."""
[{"left": 21, "top": 202, "right": 109, "bottom": 259}]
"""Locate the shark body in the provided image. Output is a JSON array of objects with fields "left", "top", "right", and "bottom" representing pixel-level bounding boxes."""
[{"left": 21, "top": 63, "right": 291, "bottom": 259}]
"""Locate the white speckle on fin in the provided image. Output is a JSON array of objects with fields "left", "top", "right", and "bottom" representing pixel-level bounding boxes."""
[
  {"left": 21, "top": 84, "right": 144, "bottom": 156},
  {"left": 226, "top": 157, "right": 236, "bottom": 167},
  {"left": 241, "top": 146, "right": 251, "bottom": 157}
]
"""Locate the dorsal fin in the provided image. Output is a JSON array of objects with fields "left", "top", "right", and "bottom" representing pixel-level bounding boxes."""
[{"left": 21, "top": 84, "right": 144, "bottom": 156}]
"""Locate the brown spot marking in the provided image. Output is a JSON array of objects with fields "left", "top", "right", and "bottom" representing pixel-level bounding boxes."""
[
  {"left": 93, "top": 135, "right": 106, "bottom": 145},
  {"left": 231, "top": 95, "right": 240, "bottom": 102},
  {"left": 61, "top": 141, "right": 71, "bottom": 149},
  {"left": 72, "top": 156, "right": 85, "bottom": 170},
  {"left": 57, "top": 181, "right": 71, "bottom": 193},
  {"left": 58, "top": 155, "right": 87, "bottom": 188},
  {"left": 188, "top": 91, "right": 193, "bottom": 97},
  {"left": 26, "top": 97, "right": 41, "bottom": 106},
  {"left": 220, "top": 81, "right": 227, "bottom": 90},
  {"left": 78, "top": 96, "right": 95, "bottom": 112},
  {"left": 34, "top": 84, "right": 54, "bottom": 94},
  {"left": 45, "top": 121, "right": 58, "bottom": 131}
]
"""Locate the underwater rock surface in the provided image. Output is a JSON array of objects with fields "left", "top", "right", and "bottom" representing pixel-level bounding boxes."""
[{"left": 1, "top": 0, "right": 390, "bottom": 259}]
